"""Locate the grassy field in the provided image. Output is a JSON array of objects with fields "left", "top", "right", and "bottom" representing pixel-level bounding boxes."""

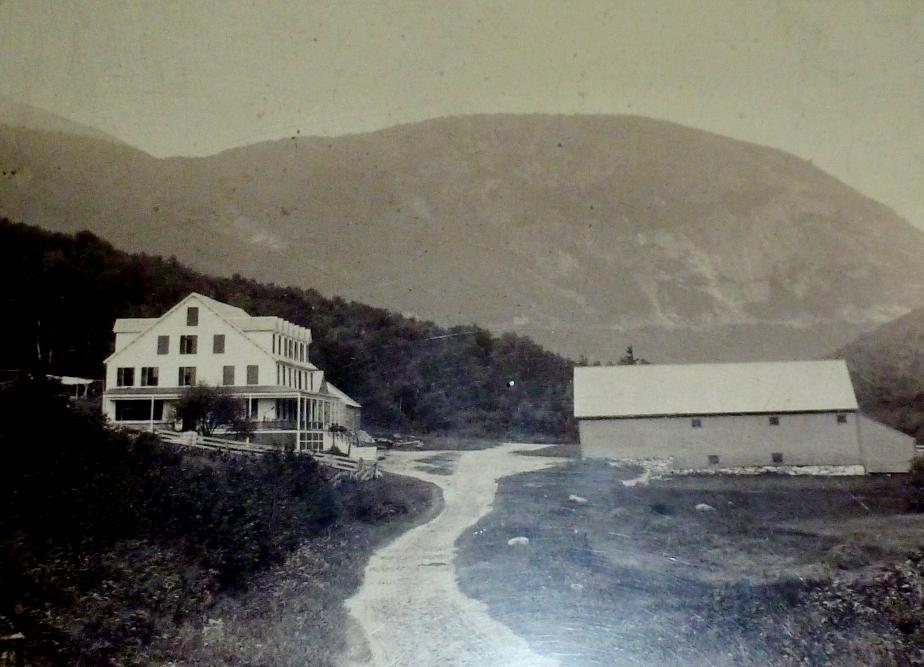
[
  {"left": 145, "top": 472, "right": 442, "bottom": 666},
  {"left": 0, "top": 376, "right": 443, "bottom": 667},
  {"left": 455, "top": 461, "right": 924, "bottom": 666},
  {"left": 4, "top": 460, "right": 440, "bottom": 667}
]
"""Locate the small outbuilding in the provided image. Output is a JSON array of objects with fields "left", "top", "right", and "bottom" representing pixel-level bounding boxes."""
[{"left": 573, "top": 360, "right": 915, "bottom": 473}]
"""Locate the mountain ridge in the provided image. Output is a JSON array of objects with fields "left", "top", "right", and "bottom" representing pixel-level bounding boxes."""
[{"left": 2, "top": 109, "right": 923, "bottom": 362}]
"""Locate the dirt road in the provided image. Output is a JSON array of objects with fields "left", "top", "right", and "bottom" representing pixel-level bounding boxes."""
[{"left": 341, "top": 445, "right": 565, "bottom": 666}]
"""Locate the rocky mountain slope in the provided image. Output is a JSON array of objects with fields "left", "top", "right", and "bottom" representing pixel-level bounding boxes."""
[{"left": 2, "top": 111, "right": 923, "bottom": 362}]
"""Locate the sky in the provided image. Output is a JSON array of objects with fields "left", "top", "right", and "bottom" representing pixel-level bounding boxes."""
[{"left": 0, "top": 0, "right": 922, "bottom": 228}]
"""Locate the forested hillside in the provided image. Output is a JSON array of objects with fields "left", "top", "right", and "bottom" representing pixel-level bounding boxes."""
[
  {"left": 0, "top": 219, "right": 574, "bottom": 439},
  {"left": 840, "top": 307, "right": 924, "bottom": 444}
]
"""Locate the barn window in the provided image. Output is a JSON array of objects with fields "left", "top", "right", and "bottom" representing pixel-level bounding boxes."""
[
  {"left": 186, "top": 307, "right": 199, "bottom": 326},
  {"left": 247, "top": 365, "right": 259, "bottom": 385},
  {"left": 691, "top": 418, "right": 702, "bottom": 428},
  {"left": 836, "top": 414, "right": 848, "bottom": 424},
  {"left": 771, "top": 452, "right": 784, "bottom": 463},
  {"left": 708, "top": 454, "right": 720, "bottom": 465},
  {"left": 213, "top": 334, "right": 225, "bottom": 353},
  {"left": 222, "top": 365, "right": 235, "bottom": 385},
  {"left": 769, "top": 416, "right": 780, "bottom": 426},
  {"left": 157, "top": 335, "right": 169, "bottom": 354}
]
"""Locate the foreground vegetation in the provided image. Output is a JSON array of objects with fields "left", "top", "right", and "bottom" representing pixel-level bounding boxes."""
[
  {"left": 0, "top": 377, "right": 438, "bottom": 665},
  {"left": 456, "top": 461, "right": 924, "bottom": 666},
  {"left": 0, "top": 218, "right": 575, "bottom": 439}
]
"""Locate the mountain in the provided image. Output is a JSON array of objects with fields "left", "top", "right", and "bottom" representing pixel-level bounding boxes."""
[
  {"left": 0, "top": 96, "right": 126, "bottom": 145},
  {"left": 2, "top": 110, "right": 924, "bottom": 362},
  {"left": 840, "top": 307, "right": 924, "bottom": 443}
]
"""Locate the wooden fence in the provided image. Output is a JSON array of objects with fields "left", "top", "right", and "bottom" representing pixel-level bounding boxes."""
[{"left": 148, "top": 429, "right": 379, "bottom": 482}]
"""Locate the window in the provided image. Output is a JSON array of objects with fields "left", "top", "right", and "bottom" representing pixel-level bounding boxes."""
[
  {"left": 114, "top": 399, "right": 164, "bottom": 421},
  {"left": 213, "top": 334, "right": 225, "bottom": 353},
  {"left": 157, "top": 335, "right": 169, "bottom": 354},
  {"left": 180, "top": 335, "right": 197, "bottom": 354},
  {"left": 116, "top": 367, "right": 134, "bottom": 387},
  {"left": 223, "top": 365, "right": 235, "bottom": 385},
  {"left": 691, "top": 418, "right": 702, "bottom": 428},
  {"left": 140, "top": 367, "right": 159, "bottom": 387},
  {"left": 771, "top": 452, "right": 784, "bottom": 463},
  {"left": 708, "top": 454, "right": 720, "bottom": 465},
  {"left": 178, "top": 366, "right": 196, "bottom": 386},
  {"left": 250, "top": 398, "right": 259, "bottom": 418},
  {"left": 186, "top": 307, "right": 199, "bottom": 326},
  {"left": 836, "top": 414, "right": 848, "bottom": 424},
  {"left": 769, "top": 415, "right": 780, "bottom": 426},
  {"left": 247, "top": 365, "right": 259, "bottom": 385}
]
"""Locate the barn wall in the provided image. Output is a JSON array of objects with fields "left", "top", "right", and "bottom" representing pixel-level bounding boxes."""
[
  {"left": 858, "top": 416, "right": 916, "bottom": 473},
  {"left": 579, "top": 412, "right": 862, "bottom": 469}
]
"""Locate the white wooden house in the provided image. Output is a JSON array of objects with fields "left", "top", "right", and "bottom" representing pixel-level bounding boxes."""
[
  {"left": 574, "top": 360, "right": 915, "bottom": 473},
  {"left": 102, "top": 293, "right": 361, "bottom": 452}
]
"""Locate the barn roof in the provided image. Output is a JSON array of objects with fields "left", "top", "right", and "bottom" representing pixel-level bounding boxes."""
[{"left": 573, "top": 360, "right": 858, "bottom": 419}]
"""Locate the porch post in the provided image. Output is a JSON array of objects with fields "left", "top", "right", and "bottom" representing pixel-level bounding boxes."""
[
  {"left": 149, "top": 397, "right": 155, "bottom": 433},
  {"left": 296, "top": 394, "right": 302, "bottom": 452}
]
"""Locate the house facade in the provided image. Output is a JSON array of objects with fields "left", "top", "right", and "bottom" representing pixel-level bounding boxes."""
[
  {"left": 574, "top": 360, "right": 914, "bottom": 473},
  {"left": 102, "top": 293, "right": 361, "bottom": 452}
]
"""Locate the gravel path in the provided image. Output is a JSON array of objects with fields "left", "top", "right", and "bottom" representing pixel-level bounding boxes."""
[{"left": 340, "top": 444, "right": 566, "bottom": 666}]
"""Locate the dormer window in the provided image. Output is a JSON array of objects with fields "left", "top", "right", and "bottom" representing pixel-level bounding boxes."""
[{"left": 186, "top": 307, "right": 199, "bottom": 326}]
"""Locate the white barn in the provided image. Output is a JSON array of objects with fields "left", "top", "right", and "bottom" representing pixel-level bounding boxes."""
[
  {"left": 574, "top": 360, "right": 915, "bottom": 473},
  {"left": 103, "top": 293, "right": 361, "bottom": 452}
]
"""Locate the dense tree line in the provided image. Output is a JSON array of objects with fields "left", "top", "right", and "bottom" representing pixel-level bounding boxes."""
[{"left": 0, "top": 219, "right": 575, "bottom": 439}]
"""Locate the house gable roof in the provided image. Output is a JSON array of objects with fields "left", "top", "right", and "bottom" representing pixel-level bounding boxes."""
[
  {"left": 573, "top": 360, "right": 858, "bottom": 419},
  {"left": 324, "top": 381, "right": 362, "bottom": 408},
  {"left": 104, "top": 293, "right": 266, "bottom": 364}
]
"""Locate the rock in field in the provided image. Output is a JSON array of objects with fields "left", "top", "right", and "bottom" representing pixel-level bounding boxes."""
[
  {"left": 569, "top": 494, "right": 588, "bottom": 504},
  {"left": 507, "top": 536, "right": 530, "bottom": 546},
  {"left": 695, "top": 503, "right": 715, "bottom": 512}
]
